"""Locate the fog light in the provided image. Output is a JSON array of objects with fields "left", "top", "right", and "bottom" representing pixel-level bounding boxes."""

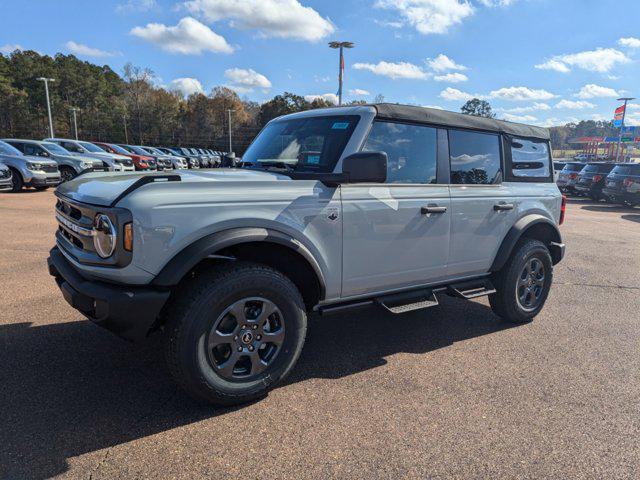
[
  {"left": 123, "top": 222, "right": 133, "bottom": 252},
  {"left": 93, "top": 214, "right": 116, "bottom": 258}
]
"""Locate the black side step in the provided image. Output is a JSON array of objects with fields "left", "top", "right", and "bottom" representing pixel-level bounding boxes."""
[
  {"left": 447, "top": 278, "right": 496, "bottom": 300},
  {"left": 376, "top": 288, "right": 440, "bottom": 314}
]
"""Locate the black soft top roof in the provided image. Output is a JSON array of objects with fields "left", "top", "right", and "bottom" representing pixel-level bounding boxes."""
[{"left": 372, "top": 103, "right": 550, "bottom": 141}]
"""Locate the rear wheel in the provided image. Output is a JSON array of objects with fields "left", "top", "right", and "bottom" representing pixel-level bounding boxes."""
[
  {"left": 489, "top": 239, "right": 553, "bottom": 324},
  {"left": 9, "top": 168, "right": 23, "bottom": 192},
  {"left": 163, "top": 262, "right": 307, "bottom": 406}
]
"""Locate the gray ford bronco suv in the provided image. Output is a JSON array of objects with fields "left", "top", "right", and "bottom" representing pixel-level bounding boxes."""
[{"left": 48, "top": 104, "right": 565, "bottom": 406}]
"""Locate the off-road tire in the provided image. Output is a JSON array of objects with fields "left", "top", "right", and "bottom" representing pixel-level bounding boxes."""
[
  {"left": 489, "top": 239, "right": 553, "bottom": 324},
  {"left": 9, "top": 168, "right": 23, "bottom": 192},
  {"left": 163, "top": 262, "right": 307, "bottom": 406}
]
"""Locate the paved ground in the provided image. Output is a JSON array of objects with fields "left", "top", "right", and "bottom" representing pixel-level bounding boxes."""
[{"left": 0, "top": 190, "right": 639, "bottom": 479}]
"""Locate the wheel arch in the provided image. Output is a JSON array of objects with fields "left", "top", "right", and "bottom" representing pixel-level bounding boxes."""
[
  {"left": 152, "top": 227, "right": 327, "bottom": 309},
  {"left": 490, "top": 214, "right": 563, "bottom": 272}
]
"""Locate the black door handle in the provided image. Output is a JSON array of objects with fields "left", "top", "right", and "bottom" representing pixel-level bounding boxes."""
[
  {"left": 493, "top": 203, "right": 515, "bottom": 211},
  {"left": 421, "top": 205, "right": 447, "bottom": 214}
]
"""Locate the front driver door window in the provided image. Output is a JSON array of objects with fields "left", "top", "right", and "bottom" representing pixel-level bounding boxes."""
[{"left": 341, "top": 121, "right": 451, "bottom": 298}]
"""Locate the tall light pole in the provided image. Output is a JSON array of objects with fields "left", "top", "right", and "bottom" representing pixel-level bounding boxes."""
[
  {"left": 227, "top": 109, "right": 234, "bottom": 153},
  {"left": 615, "top": 97, "right": 635, "bottom": 163},
  {"left": 123, "top": 114, "right": 129, "bottom": 144},
  {"left": 329, "top": 41, "right": 354, "bottom": 106},
  {"left": 70, "top": 108, "right": 79, "bottom": 140},
  {"left": 37, "top": 77, "right": 55, "bottom": 137}
]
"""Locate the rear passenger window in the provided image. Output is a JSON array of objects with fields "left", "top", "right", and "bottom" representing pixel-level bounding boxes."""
[
  {"left": 449, "top": 130, "right": 501, "bottom": 184},
  {"left": 510, "top": 138, "right": 550, "bottom": 178},
  {"left": 362, "top": 121, "right": 437, "bottom": 184}
]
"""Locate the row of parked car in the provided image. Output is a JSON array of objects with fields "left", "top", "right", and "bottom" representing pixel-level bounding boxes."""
[
  {"left": 0, "top": 137, "right": 231, "bottom": 192},
  {"left": 555, "top": 160, "right": 640, "bottom": 206}
]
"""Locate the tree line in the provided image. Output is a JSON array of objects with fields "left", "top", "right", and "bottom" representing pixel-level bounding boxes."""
[
  {"left": 0, "top": 49, "right": 616, "bottom": 154},
  {"left": 0, "top": 50, "right": 342, "bottom": 153}
]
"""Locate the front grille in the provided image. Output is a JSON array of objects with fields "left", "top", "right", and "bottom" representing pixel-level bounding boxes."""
[
  {"left": 118, "top": 159, "right": 133, "bottom": 167},
  {"left": 55, "top": 198, "right": 96, "bottom": 254},
  {"left": 42, "top": 164, "right": 58, "bottom": 173}
]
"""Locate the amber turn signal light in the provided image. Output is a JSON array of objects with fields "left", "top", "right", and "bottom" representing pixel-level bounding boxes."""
[{"left": 123, "top": 223, "right": 133, "bottom": 251}]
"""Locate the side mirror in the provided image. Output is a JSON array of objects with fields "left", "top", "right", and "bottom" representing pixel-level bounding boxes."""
[{"left": 342, "top": 152, "right": 387, "bottom": 183}]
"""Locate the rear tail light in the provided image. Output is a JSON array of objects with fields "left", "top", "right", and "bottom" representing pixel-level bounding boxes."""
[
  {"left": 592, "top": 174, "right": 602, "bottom": 183},
  {"left": 569, "top": 172, "right": 578, "bottom": 179},
  {"left": 559, "top": 194, "right": 566, "bottom": 225}
]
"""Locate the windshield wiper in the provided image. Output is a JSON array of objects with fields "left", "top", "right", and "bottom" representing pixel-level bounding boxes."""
[{"left": 253, "top": 161, "right": 297, "bottom": 173}]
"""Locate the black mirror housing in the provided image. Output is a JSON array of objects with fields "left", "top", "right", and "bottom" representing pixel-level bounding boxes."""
[{"left": 342, "top": 151, "right": 387, "bottom": 183}]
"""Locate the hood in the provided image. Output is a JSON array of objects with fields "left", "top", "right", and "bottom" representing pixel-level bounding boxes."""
[
  {"left": 56, "top": 168, "right": 291, "bottom": 206},
  {"left": 96, "top": 152, "right": 131, "bottom": 161},
  {"left": 0, "top": 153, "right": 58, "bottom": 165},
  {"left": 58, "top": 154, "right": 103, "bottom": 167}
]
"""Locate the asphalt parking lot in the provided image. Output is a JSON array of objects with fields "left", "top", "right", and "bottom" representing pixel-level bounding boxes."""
[{"left": 1, "top": 190, "right": 639, "bottom": 479}]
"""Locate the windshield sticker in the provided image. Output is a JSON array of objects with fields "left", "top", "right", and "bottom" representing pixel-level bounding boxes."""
[
  {"left": 331, "top": 122, "right": 350, "bottom": 130},
  {"left": 307, "top": 155, "right": 320, "bottom": 164}
]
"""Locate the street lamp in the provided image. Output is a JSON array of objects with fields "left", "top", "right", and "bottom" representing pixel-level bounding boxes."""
[
  {"left": 70, "top": 107, "right": 80, "bottom": 140},
  {"left": 36, "top": 77, "right": 56, "bottom": 138},
  {"left": 328, "top": 41, "right": 354, "bottom": 106},
  {"left": 227, "top": 109, "right": 234, "bottom": 154},
  {"left": 615, "top": 97, "right": 635, "bottom": 162}
]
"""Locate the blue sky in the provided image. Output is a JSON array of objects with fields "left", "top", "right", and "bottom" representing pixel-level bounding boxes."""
[{"left": 2, "top": 0, "right": 640, "bottom": 127}]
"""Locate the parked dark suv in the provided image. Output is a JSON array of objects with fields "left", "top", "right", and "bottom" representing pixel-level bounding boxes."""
[
  {"left": 602, "top": 163, "right": 640, "bottom": 206},
  {"left": 574, "top": 163, "right": 619, "bottom": 201}
]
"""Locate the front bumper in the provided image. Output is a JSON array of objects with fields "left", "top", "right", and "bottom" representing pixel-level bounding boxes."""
[
  {"left": 29, "top": 175, "right": 61, "bottom": 187},
  {"left": 47, "top": 247, "right": 170, "bottom": 342},
  {"left": 0, "top": 178, "right": 12, "bottom": 191}
]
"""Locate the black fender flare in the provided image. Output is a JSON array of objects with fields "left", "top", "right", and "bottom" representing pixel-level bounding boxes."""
[
  {"left": 152, "top": 227, "right": 327, "bottom": 299},
  {"left": 490, "top": 214, "right": 563, "bottom": 272}
]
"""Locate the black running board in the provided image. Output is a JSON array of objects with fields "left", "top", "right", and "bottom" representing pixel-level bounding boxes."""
[{"left": 316, "top": 277, "right": 494, "bottom": 316}]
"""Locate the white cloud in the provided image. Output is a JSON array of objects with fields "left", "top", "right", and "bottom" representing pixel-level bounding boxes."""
[
  {"left": 304, "top": 93, "right": 338, "bottom": 104},
  {"left": 184, "top": 0, "right": 334, "bottom": 42},
  {"left": 130, "top": 17, "right": 233, "bottom": 54},
  {"left": 574, "top": 84, "right": 619, "bottom": 99},
  {"left": 500, "top": 103, "right": 551, "bottom": 113},
  {"left": 503, "top": 113, "right": 537, "bottom": 122},
  {"left": 434, "top": 72, "right": 468, "bottom": 83},
  {"left": 116, "top": 0, "right": 156, "bottom": 13},
  {"left": 375, "top": 0, "right": 474, "bottom": 35},
  {"left": 555, "top": 100, "right": 596, "bottom": 110},
  {"left": 536, "top": 48, "right": 631, "bottom": 74},
  {"left": 478, "top": 0, "right": 516, "bottom": 5},
  {"left": 169, "top": 77, "right": 204, "bottom": 96},
  {"left": 353, "top": 61, "right": 429, "bottom": 79},
  {"left": 489, "top": 86, "right": 556, "bottom": 101},
  {"left": 439, "top": 87, "right": 476, "bottom": 101},
  {"left": 619, "top": 37, "right": 640, "bottom": 49},
  {"left": 224, "top": 68, "right": 272, "bottom": 92},
  {"left": 627, "top": 104, "right": 640, "bottom": 110},
  {"left": 535, "top": 59, "right": 570, "bottom": 73},
  {"left": 0, "top": 44, "right": 23, "bottom": 54},
  {"left": 427, "top": 54, "right": 467, "bottom": 72},
  {"left": 349, "top": 88, "right": 370, "bottom": 96},
  {"left": 65, "top": 41, "right": 119, "bottom": 58}
]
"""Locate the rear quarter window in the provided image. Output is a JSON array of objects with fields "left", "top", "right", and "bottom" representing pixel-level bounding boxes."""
[{"left": 509, "top": 137, "right": 550, "bottom": 179}]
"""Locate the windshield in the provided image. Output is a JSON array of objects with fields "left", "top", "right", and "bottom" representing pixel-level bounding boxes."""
[
  {"left": 243, "top": 115, "right": 359, "bottom": 172},
  {"left": 79, "top": 141, "right": 106, "bottom": 153},
  {"left": 42, "top": 142, "right": 72, "bottom": 155},
  {"left": 563, "top": 163, "right": 584, "bottom": 172},
  {"left": 0, "top": 140, "right": 23, "bottom": 156},
  {"left": 108, "top": 144, "right": 131, "bottom": 155},
  {"left": 611, "top": 165, "right": 640, "bottom": 175}
]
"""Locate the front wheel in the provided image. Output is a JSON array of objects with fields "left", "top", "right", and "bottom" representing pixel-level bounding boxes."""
[
  {"left": 163, "top": 262, "right": 307, "bottom": 406},
  {"left": 9, "top": 168, "right": 23, "bottom": 192},
  {"left": 59, "top": 166, "right": 76, "bottom": 183},
  {"left": 489, "top": 239, "right": 553, "bottom": 324}
]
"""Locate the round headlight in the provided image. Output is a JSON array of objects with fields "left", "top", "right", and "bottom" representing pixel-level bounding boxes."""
[{"left": 93, "top": 214, "right": 116, "bottom": 258}]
